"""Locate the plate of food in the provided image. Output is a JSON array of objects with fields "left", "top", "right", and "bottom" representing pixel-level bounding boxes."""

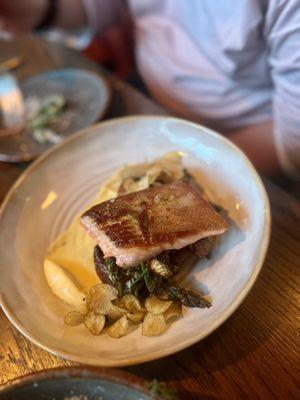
[
  {"left": 0, "top": 68, "right": 110, "bottom": 162},
  {"left": 0, "top": 116, "right": 270, "bottom": 366}
]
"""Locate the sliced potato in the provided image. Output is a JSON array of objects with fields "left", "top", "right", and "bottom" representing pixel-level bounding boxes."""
[
  {"left": 44, "top": 259, "right": 86, "bottom": 308},
  {"left": 86, "top": 284, "right": 118, "bottom": 315},
  {"left": 107, "top": 304, "right": 127, "bottom": 321},
  {"left": 150, "top": 258, "right": 173, "bottom": 278},
  {"left": 84, "top": 312, "right": 105, "bottom": 335},
  {"left": 107, "top": 315, "right": 130, "bottom": 338},
  {"left": 126, "top": 311, "right": 145, "bottom": 324},
  {"left": 118, "top": 294, "right": 143, "bottom": 313},
  {"left": 142, "top": 313, "right": 167, "bottom": 336},
  {"left": 120, "top": 163, "right": 150, "bottom": 180},
  {"left": 145, "top": 295, "right": 172, "bottom": 315},
  {"left": 146, "top": 165, "right": 163, "bottom": 184},
  {"left": 157, "top": 151, "right": 184, "bottom": 180},
  {"left": 78, "top": 303, "right": 88, "bottom": 315},
  {"left": 164, "top": 302, "right": 182, "bottom": 323},
  {"left": 64, "top": 311, "right": 83, "bottom": 327},
  {"left": 122, "top": 176, "right": 149, "bottom": 194},
  {"left": 147, "top": 165, "right": 175, "bottom": 185}
]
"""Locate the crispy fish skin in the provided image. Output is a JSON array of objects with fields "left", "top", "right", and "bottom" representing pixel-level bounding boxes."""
[{"left": 81, "top": 181, "right": 229, "bottom": 267}]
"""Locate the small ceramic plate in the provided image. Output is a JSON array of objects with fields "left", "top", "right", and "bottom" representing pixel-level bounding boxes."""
[
  {"left": 0, "top": 367, "right": 158, "bottom": 400},
  {"left": 0, "top": 116, "right": 270, "bottom": 366},
  {"left": 0, "top": 68, "right": 110, "bottom": 162}
]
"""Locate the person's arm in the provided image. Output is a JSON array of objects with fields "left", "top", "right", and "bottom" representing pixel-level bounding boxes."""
[
  {"left": 263, "top": 0, "right": 300, "bottom": 180},
  {"left": 228, "top": 0, "right": 300, "bottom": 181},
  {"left": 227, "top": 121, "right": 283, "bottom": 179}
]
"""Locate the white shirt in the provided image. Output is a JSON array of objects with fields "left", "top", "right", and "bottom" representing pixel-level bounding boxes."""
[{"left": 84, "top": 0, "right": 300, "bottom": 177}]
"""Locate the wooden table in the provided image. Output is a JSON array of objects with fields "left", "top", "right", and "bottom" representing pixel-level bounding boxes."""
[{"left": 0, "top": 36, "right": 299, "bottom": 400}]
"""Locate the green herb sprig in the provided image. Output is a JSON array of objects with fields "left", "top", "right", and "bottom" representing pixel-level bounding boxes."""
[{"left": 149, "top": 379, "right": 178, "bottom": 400}]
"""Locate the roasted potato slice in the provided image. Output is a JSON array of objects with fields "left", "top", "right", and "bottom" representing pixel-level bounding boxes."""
[
  {"left": 142, "top": 313, "right": 167, "bottom": 336},
  {"left": 64, "top": 311, "right": 84, "bottom": 327},
  {"left": 118, "top": 294, "right": 143, "bottom": 313},
  {"left": 86, "top": 284, "right": 118, "bottom": 314},
  {"left": 107, "top": 304, "right": 127, "bottom": 321},
  {"left": 145, "top": 295, "right": 172, "bottom": 315},
  {"left": 107, "top": 315, "right": 130, "bottom": 338},
  {"left": 121, "top": 176, "right": 149, "bottom": 194},
  {"left": 164, "top": 302, "right": 182, "bottom": 322},
  {"left": 126, "top": 311, "right": 145, "bottom": 324},
  {"left": 84, "top": 312, "right": 105, "bottom": 335}
]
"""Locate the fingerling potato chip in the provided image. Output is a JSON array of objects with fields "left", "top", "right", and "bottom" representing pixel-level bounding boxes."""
[
  {"left": 119, "top": 294, "right": 143, "bottom": 313},
  {"left": 145, "top": 295, "right": 172, "bottom": 315},
  {"left": 84, "top": 312, "right": 105, "bottom": 335},
  {"left": 107, "top": 315, "right": 130, "bottom": 338},
  {"left": 164, "top": 302, "right": 182, "bottom": 322},
  {"left": 86, "top": 284, "right": 118, "bottom": 314},
  {"left": 64, "top": 311, "right": 83, "bottom": 327},
  {"left": 126, "top": 311, "right": 145, "bottom": 324},
  {"left": 107, "top": 304, "right": 127, "bottom": 321},
  {"left": 142, "top": 313, "right": 167, "bottom": 336}
]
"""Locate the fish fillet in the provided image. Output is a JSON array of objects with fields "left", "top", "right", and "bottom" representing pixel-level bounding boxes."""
[{"left": 81, "top": 181, "right": 228, "bottom": 267}]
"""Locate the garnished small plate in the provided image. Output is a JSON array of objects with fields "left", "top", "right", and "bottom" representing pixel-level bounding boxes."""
[{"left": 0, "top": 68, "right": 110, "bottom": 162}]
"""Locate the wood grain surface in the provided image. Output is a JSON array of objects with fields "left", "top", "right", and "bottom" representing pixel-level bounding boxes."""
[{"left": 0, "top": 36, "right": 299, "bottom": 400}]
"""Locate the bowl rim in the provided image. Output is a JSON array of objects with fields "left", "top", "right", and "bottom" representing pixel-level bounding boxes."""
[
  {"left": 0, "top": 115, "right": 271, "bottom": 366},
  {"left": 0, "top": 366, "right": 159, "bottom": 398}
]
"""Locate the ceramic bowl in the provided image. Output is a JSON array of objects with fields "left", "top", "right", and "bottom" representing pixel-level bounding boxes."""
[
  {"left": 0, "top": 68, "right": 110, "bottom": 162},
  {"left": 0, "top": 116, "right": 270, "bottom": 366},
  {"left": 0, "top": 367, "right": 158, "bottom": 399}
]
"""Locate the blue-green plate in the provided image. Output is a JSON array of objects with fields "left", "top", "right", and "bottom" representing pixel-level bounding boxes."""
[
  {"left": 0, "top": 367, "right": 160, "bottom": 400},
  {"left": 0, "top": 68, "right": 110, "bottom": 162}
]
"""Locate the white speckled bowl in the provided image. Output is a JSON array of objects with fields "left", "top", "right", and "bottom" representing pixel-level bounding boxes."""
[{"left": 0, "top": 116, "right": 270, "bottom": 366}]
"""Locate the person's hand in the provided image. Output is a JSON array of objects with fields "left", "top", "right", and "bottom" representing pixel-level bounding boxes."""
[{"left": 0, "top": 0, "right": 47, "bottom": 32}]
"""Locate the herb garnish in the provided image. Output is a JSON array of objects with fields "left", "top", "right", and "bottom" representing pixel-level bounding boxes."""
[
  {"left": 149, "top": 379, "right": 178, "bottom": 399},
  {"left": 94, "top": 246, "right": 211, "bottom": 308}
]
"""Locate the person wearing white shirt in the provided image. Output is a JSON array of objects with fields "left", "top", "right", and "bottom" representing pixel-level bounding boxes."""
[{"left": 1, "top": 0, "right": 299, "bottom": 179}]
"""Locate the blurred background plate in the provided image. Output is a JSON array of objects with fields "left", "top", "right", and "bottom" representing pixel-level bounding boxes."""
[
  {"left": 0, "top": 68, "right": 110, "bottom": 162},
  {"left": 0, "top": 367, "right": 158, "bottom": 400}
]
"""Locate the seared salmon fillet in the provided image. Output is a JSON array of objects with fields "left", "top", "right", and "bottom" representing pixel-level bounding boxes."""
[{"left": 81, "top": 181, "right": 228, "bottom": 267}]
